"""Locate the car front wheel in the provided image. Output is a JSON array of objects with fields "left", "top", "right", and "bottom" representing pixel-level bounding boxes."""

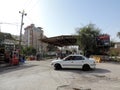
[
  {"left": 82, "top": 64, "right": 90, "bottom": 71},
  {"left": 54, "top": 64, "right": 62, "bottom": 70}
]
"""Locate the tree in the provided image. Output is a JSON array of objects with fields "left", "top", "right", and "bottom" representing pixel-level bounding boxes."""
[
  {"left": 22, "top": 46, "right": 37, "bottom": 56},
  {"left": 0, "top": 32, "right": 15, "bottom": 40},
  {"left": 0, "top": 33, "right": 4, "bottom": 44},
  {"left": 117, "top": 32, "right": 120, "bottom": 39},
  {"left": 76, "top": 23, "right": 101, "bottom": 56},
  {"left": 47, "top": 44, "right": 58, "bottom": 51}
]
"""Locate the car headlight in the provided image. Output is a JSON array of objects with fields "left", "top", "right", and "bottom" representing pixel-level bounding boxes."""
[{"left": 51, "top": 62, "right": 55, "bottom": 65}]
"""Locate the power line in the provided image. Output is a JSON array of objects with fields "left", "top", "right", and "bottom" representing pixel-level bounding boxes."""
[
  {"left": 23, "top": 0, "right": 34, "bottom": 11},
  {"left": 0, "top": 22, "right": 19, "bottom": 32},
  {"left": 25, "top": 0, "right": 40, "bottom": 14},
  {"left": 0, "top": 22, "right": 19, "bottom": 25},
  {"left": 26, "top": 16, "right": 34, "bottom": 23},
  {"left": 22, "top": 0, "right": 41, "bottom": 26},
  {"left": 30, "top": 0, "right": 40, "bottom": 10}
]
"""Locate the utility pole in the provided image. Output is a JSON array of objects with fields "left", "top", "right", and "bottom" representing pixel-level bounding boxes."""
[{"left": 19, "top": 10, "right": 27, "bottom": 52}]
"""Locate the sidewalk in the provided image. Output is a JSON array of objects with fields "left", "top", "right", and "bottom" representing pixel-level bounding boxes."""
[
  {"left": 0, "top": 63, "right": 10, "bottom": 67},
  {"left": 0, "top": 63, "right": 22, "bottom": 72}
]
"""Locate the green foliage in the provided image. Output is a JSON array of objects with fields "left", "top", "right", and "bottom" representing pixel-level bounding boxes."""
[
  {"left": 76, "top": 23, "right": 101, "bottom": 55},
  {"left": 110, "top": 41, "right": 115, "bottom": 47},
  {"left": 22, "top": 46, "right": 37, "bottom": 56},
  {"left": 117, "top": 32, "right": 120, "bottom": 39},
  {"left": 0, "top": 33, "right": 5, "bottom": 44},
  {"left": 0, "top": 32, "right": 15, "bottom": 40},
  {"left": 47, "top": 44, "right": 58, "bottom": 51},
  {"left": 0, "top": 32, "right": 15, "bottom": 44},
  {"left": 109, "top": 48, "right": 120, "bottom": 56},
  {"left": 109, "top": 50, "right": 119, "bottom": 56}
]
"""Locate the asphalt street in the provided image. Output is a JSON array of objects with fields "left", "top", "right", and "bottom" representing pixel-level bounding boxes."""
[{"left": 0, "top": 60, "right": 120, "bottom": 90}]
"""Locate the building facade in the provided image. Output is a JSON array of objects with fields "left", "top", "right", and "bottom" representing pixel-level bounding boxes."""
[
  {"left": 114, "top": 42, "right": 120, "bottom": 48},
  {"left": 24, "top": 24, "right": 47, "bottom": 52}
]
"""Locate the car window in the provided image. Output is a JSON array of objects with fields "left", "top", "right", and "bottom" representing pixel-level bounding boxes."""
[
  {"left": 65, "top": 56, "right": 74, "bottom": 60},
  {"left": 74, "top": 56, "right": 85, "bottom": 60}
]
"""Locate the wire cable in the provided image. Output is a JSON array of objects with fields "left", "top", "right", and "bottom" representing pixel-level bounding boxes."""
[
  {"left": 23, "top": 0, "right": 33, "bottom": 11},
  {"left": 26, "top": 0, "right": 40, "bottom": 13}
]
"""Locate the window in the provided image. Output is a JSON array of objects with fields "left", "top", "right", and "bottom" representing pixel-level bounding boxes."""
[
  {"left": 74, "top": 56, "right": 85, "bottom": 60},
  {"left": 65, "top": 56, "right": 74, "bottom": 60},
  {"left": 65, "top": 56, "right": 85, "bottom": 61}
]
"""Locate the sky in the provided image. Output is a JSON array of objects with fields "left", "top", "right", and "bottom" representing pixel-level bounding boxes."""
[{"left": 0, "top": 0, "right": 120, "bottom": 42}]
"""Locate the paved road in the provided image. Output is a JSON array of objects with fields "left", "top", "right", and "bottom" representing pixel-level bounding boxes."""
[{"left": 0, "top": 60, "right": 120, "bottom": 90}]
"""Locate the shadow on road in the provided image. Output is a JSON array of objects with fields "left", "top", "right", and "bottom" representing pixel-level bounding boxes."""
[
  {"left": 0, "top": 64, "right": 38, "bottom": 75},
  {"left": 58, "top": 68, "right": 111, "bottom": 74}
]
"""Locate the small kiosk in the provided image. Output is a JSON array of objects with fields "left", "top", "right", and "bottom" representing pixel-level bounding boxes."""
[{"left": 11, "top": 51, "right": 19, "bottom": 65}]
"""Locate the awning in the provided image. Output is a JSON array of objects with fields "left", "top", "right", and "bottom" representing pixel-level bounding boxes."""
[{"left": 40, "top": 35, "right": 78, "bottom": 47}]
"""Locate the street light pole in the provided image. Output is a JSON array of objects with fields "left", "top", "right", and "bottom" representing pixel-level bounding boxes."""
[{"left": 19, "top": 10, "right": 27, "bottom": 52}]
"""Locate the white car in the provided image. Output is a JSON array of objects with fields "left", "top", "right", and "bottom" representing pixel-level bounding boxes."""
[{"left": 51, "top": 54, "right": 96, "bottom": 71}]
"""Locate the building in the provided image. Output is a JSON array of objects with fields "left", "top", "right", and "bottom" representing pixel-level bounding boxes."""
[
  {"left": 109, "top": 42, "right": 120, "bottom": 56},
  {"left": 114, "top": 42, "right": 120, "bottom": 48},
  {"left": 12, "top": 35, "right": 19, "bottom": 45},
  {"left": 0, "top": 32, "right": 16, "bottom": 64},
  {"left": 24, "top": 24, "right": 47, "bottom": 52}
]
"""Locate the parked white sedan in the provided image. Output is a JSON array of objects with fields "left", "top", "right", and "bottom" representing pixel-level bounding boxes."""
[{"left": 51, "top": 54, "right": 96, "bottom": 71}]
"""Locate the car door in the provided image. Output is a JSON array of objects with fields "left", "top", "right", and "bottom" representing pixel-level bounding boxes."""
[
  {"left": 62, "top": 56, "right": 75, "bottom": 68},
  {"left": 72, "top": 56, "right": 85, "bottom": 68}
]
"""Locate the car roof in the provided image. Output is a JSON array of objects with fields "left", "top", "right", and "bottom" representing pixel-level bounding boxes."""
[{"left": 68, "top": 54, "right": 83, "bottom": 56}]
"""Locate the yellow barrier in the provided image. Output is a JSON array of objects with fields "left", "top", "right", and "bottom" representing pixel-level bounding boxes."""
[
  {"left": 91, "top": 55, "right": 101, "bottom": 63},
  {"left": 91, "top": 55, "right": 110, "bottom": 63}
]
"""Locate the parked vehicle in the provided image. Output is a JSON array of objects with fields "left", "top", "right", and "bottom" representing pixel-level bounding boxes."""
[{"left": 51, "top": 54, "right": 96, "bottom": 71}]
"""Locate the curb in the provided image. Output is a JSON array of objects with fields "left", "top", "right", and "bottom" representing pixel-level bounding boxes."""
[{"left": 0, "top": 64, "right": 10, "bottom": 67}]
